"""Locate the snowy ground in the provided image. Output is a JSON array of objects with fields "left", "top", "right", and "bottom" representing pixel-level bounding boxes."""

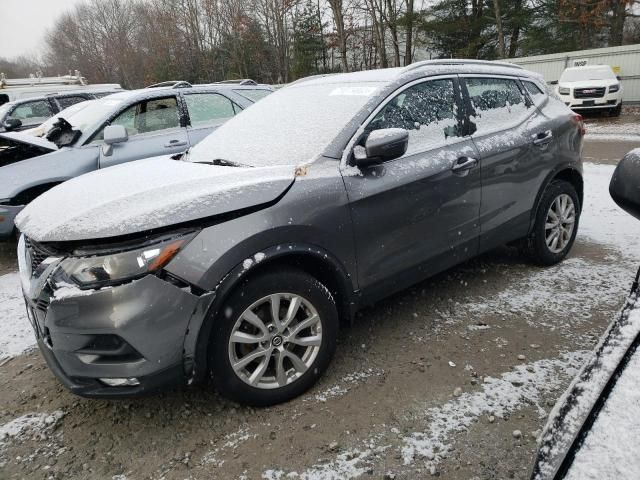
[
  {"left": 584, "top": 115, "right": 640, "bottom": 142},
  {"left": 0, "top": 133, "right": 639, "bottom": 479}
]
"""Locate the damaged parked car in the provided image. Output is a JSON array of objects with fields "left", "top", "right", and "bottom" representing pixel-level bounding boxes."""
[
  {"left": 15, "top": 60, "right": 584, "bottom": 406},
  {"left": 0, "top": 83, "right": 273, "bottom": 240}
]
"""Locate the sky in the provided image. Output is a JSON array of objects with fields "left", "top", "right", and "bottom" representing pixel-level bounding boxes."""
[{"left": 0, "top": 0, "right": 86, "bottom": 59}]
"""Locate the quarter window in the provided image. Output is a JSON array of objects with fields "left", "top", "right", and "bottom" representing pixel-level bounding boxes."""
[
  {"left": 523, "top": 80, "right": 545, "bottom": 105},
  {"left": 56, "top": 96, "right": 88, "bottom": 110},
  {"left": 465, "top": 78, "right": 531, "bottom": 135},
  {"left": 8, "top": 100, "right": 53, "bottom": 125},
  {"left": 184, "top": 93, "right": 236, "bottom": 126},
  {"left": 366, "top": 79, "right": 462, "bottom": 156}
]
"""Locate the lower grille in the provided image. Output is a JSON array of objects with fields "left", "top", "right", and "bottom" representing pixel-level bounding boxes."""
[{"left": 574, "top": 87, "right": 605, "bottom": 99}]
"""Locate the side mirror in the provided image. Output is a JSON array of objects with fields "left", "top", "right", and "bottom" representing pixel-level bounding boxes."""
[
  {"left": 353, "top": 128, "right": 409, "bottom": 168},
  {"left": 616, "top": 75, "right": 622, "bottom": 81},
  {"left": 3, "top": 118, "right": 22, "bottom": 131},
  {"left": 549, "top": 80, "right": 559, "bottom": 85},
  {"left": 102, "top": 125, "right": 128, "bottom": 157},
  {"left": 610, "top": 150, "right": 640, "bottom": 220}
]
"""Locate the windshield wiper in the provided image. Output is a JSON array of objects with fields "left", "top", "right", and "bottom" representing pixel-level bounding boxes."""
[{"left": 193, "top": 158, "right": 250, "bottom": 168}]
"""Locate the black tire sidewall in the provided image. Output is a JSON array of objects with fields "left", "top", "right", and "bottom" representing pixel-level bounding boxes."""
[
  {"left": 530, "top": 180, "right": 580, "bottom": 266},
  {"left": 209, "top": 268, "right": 338, "bottom": 406}
]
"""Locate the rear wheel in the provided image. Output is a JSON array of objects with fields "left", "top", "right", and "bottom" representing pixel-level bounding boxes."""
[
  {"left": 525, "top": 180, "right": 580, "bottom": 266},
  {"left": 209, "top": 268, "right": 338, "bottom": 406}
]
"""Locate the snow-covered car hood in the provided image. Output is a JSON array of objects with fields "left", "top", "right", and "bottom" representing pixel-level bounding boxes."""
[
  {"left": 0, "top": 131, "right": 58, "bottom": 151},
  {"left": 558, "top": 79, "right": 619, "bottom": 90},
  {"left": 15, "top": 156, "right": 296, "bottom": 242}
]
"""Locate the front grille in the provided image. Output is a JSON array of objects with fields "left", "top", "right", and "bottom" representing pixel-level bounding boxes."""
[
  {"left": 25, "top": 237, "right": 52, "bottom": 272},
  {"left": 574, "top": 87, "right": 606, "bottom": 99}
]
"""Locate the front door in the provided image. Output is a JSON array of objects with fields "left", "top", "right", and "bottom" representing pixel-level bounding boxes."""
[
  {"left": 98, "top": 95, "right": 189, "bottom": 169},
  {"left": 341, "top": 76, "right": 482, "bottom": 299}
]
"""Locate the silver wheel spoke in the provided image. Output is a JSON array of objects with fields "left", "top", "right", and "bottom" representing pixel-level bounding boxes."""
[
  {"left": 284, "top": 350, "right": 308, "bottom": 373},
  {"left": 230, "top": 331, "right": 265, "bottom": 344},
  {"left": 248, "top": 356, "right": 270, "bottom": 385},
  {"left": 232, "top": 348, "right": 268, "bottom": 371},
  {"left": 290, "top": 334, "right": 322, "bottom": 347},
  {"left": 275, "top": 351, "right": 287, "bottom": 386},
  {"left": 288, "top": 314, "right": 320, "bottom": 338},
  {"left": 270, "top": 294, "right": 282, "bottom": 329},
  {"left": 283, "top": 295, "right": 302, "bottom": 328},
  {"left": 242, "top": 310, "right": 268, "bottom": 335}
]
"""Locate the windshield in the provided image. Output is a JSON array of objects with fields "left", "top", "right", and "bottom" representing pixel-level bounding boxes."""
[
  {"left": 188, "top": 82, "right": 384, "bottom": 166},
  {"left": 34, "top": 100, "right": 94, "bottom": 137},
  {"left": 58, "top": 95, "right": 127, "bottom": 136},
  {"left": 560, "top": 66, "right": 616, "bottom": 82}
]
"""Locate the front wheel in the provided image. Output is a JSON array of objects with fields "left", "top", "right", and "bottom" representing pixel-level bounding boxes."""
[
  {"left": 526, "top": 180, "right": 580, "bottom": 266},
  {"left": 609, "top": 103, "right": 622, "bottom": 117},
  {"left": 209, "top": 268, "right": 338, "bottom": 406}
]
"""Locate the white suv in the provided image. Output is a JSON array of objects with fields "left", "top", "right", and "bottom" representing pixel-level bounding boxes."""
[{"left": 556, "top": 65, "right": 622, "bottom": 116}]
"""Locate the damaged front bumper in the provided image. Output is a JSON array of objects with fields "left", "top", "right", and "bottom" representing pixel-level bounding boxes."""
[{"left": 19, "top": 237, "right": 215, "bottom": 398}]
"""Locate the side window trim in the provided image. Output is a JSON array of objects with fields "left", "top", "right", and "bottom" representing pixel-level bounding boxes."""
[
  {"left": 459, "top": 74, "right": 537, "bottom": 137},
  {"left": 340, "top": 75, "right": 466, "bottom": 166}
]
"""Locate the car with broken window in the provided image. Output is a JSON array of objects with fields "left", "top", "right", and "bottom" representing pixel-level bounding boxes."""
[
  {"left": 15, "top": 60, "right": 584, "bottom": 406},
  {"left": 0, "top": 83, "right": 273, "bottom": 240}
]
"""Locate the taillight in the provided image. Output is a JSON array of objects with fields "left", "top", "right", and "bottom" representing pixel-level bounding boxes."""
[{"left": 571, "top": 113, "right": 585, "bottom": 135}]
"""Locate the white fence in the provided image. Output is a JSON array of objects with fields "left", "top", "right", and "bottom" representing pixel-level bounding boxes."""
[{"left": 510, "top": 44, "right": 640, "bottom": 103}]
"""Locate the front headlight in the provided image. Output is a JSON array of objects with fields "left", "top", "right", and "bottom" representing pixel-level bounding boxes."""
[
  {"left": 558, "top": 87, "right": 570, "bottom": 95},
  {"left": 52, "top": 234, "right": 193, "bottom": 289},
  {"left": 609, "top": 83, "right": 620, "bottom": 93}
]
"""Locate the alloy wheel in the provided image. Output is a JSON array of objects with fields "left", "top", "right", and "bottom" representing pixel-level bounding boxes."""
[
  {"left": 228, "top": 293, "right": 322, "bottom": 390},
  {"left": 545, "top": 193, "right": 576, "bottom": 253}
]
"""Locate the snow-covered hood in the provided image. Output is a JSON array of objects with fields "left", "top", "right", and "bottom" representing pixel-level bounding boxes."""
[
  {"left": 0, "top": 131, "right": 58, "bottom": 151},
  {"left": 16, "top": 156, "right": 296, "bottom": 242},
  {"left": 558, "top": 79, "right": 619, "bottom": 90}
]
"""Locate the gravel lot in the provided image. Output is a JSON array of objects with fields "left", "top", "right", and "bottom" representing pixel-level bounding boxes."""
[{"left": 0, "top": 114, "right": 639, "bottom": 480}]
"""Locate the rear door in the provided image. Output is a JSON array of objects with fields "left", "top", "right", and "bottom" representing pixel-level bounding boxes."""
[
  {"left": 342, "top": 76, "right": 481, "bottom": 298},
  {"left": 182, "top": 92, "right": 240, "bottom": 146},
  {"left": 96, "top": 95, "right": 189, "bottom": 169},
  {"left": 460, "top": 75, "right": 543, "bottom": 251}
]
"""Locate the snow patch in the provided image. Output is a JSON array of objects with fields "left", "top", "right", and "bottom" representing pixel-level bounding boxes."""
[{"left": 0, "top": 272, "right": 33, "bottom": 361}]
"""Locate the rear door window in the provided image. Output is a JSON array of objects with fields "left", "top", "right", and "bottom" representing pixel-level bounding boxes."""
[
  {"left": 56, "top": 95, "right": 88, "bottom": 110},
  {"left": 464, "top": 77, "right": 532, "bottom": 135},
  {"left": 366, "top": 78, "right": 463, "bottom": 156},
  {"left": 8, "top": 100, "right": 54, "bottom": 125},
  {"left": 184, "top": 93, "right": 236, "bottom": 126}
]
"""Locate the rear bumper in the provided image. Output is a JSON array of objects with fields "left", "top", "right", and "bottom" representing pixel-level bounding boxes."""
[{"left": 0, "top": 203, "right": 22, "bottom": 240}]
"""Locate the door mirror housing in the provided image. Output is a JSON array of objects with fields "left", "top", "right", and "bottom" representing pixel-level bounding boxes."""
[
  {"left": 549, "top": 80, "right": 559, "bottom": 85},
  {"left": 353, "top": 128, "right": 409, "bottom": 168},
  {"left": 610, "top": 150, "right": 640, "bottom": 220},
  {"left": 3, "top": 118, "right": 22, "bottom": 131},
  {"left": 102, "top": 125, "right": 128, "bottom": 157}
]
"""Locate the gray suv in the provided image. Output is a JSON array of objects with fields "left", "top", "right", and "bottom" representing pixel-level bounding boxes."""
[
  {"left": 0, "top": 83, "right": 272, "bottom": 239},
  {"left": 15, "top": 60, "right": 584, "bottom": 406}
]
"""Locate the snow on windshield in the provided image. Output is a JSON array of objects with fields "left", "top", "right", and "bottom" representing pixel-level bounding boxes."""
[
  {"left": 61, "top": 96, "right": 125, "bottom": 135},
  {"left": 560, "top": 66, "right": 616, "bottom": 82},
  {"left": 32, "top": 100, "right": 94, "bottom": 137},
  {"left": 188, "top": 82, "right": 384, "bottom": 167}
]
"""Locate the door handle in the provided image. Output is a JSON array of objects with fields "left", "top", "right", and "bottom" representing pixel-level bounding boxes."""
[
  {"left": 451, "top": 156, "right": 478, "bottom": 175},
  {"left": 532, "top": 130, "right": 553, "bottom": 146},
  {"left": 164, "top": 140, "right": 188, "bottom": 148}
]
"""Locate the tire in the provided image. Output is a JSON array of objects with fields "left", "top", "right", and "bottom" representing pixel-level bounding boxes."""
[
  {"left": 609, "top": 103, "right": 622, "bottom": 117},
  {"left": 525, "top": 180, "right": 580, "bottom": 266},
  {"left": 209, "top": 267, "right": 338, "bottom": 406}
]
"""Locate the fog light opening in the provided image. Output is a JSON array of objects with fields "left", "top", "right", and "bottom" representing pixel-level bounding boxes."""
[{"left": 99, "top": 377, "right": 140, "bottom": 387}]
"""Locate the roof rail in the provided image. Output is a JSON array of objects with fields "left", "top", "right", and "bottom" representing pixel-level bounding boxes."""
[
  {"left": 145, "top": 81, "right": 193, "bottom": 89},
  {"left": 403, "top": 59, "right": 524, "bottom": 74},
  {"left": 214, "top": 79, "right": 258, "bottom": 86},
  {"left": 0, "top": 71, "right": 87, "bottom": 89}
]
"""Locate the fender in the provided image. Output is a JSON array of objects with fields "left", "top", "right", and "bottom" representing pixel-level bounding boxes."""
[
  {"left": 182, "top": 242, "right": 357, "bottom": 384},
  {"left": 527, "top": 161, "right": 583, "bottom": 234}
]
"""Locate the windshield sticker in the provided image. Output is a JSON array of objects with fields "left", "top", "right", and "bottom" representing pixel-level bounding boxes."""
[{"left": 329, "top": 86, "right": 378, "bottom": 97}]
